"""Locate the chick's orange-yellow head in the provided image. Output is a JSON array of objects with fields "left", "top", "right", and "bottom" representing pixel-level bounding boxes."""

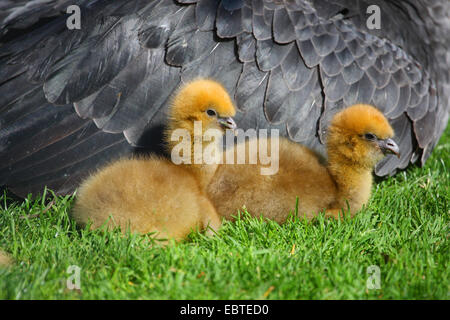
[
  {"left": 327, "top": 104, "right": 399, "bottom": 168},
  {"left": 168, "top": 78, "right": 236, "bottom": 133}
]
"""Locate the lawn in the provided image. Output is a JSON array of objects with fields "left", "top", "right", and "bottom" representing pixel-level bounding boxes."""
[{"left": 0, "top": 127, "right": 448, "bottom": 300}]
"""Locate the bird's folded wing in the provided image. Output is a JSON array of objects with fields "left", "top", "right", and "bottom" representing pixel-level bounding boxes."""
[{"left": 0, "top": 0, "right": 448, "bottom": 196}]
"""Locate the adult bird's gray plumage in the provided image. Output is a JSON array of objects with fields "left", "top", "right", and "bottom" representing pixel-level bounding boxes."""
[{"left": 0, "top": 0, "right": 448, "bottom": 197}]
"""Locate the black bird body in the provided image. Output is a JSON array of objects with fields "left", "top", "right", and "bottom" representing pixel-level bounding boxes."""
[{"left": 0, "top": 0, "right": 448, "bottom": 197}]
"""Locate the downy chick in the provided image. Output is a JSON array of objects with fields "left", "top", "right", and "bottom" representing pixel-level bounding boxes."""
[
  {"left": 207, "top": 104, "right": 400, "bottom": 222},
  {"left": 71, "top": 79, "right": 236, "bottom": 240}
]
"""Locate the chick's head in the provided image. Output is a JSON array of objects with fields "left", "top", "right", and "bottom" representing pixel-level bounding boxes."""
[
  {"left": 168, "top": 79, "right": 236, "bottom": 134},
  {"left": 327, "top": 104, "right": 400, "bottom": 168}
]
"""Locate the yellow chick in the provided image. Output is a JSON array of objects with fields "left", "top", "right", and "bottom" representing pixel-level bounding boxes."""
[
  {"left": 71, "top": 79, "right": 236, "bottom": 240},
  {"left": 207, "top": 104, "right": 399, "bottom": 222}
]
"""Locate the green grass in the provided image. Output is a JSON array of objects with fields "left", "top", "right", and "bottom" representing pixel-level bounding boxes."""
[{"left": 0, "top": 127, "right": 448, "bottom": 300}]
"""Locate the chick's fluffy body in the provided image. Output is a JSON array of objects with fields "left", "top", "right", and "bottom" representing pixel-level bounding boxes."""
[
  {"left": 207, "top": 138, "right": 337, "bottom": 223},
  {"left": 72, "top": 157, "right": 219, "bottom": 240},
  {"left": 207, "top": 104, "right": 396, "bottom": 222}
]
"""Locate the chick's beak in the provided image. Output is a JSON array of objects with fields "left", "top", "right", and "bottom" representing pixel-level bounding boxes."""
[
  {"left": 378, "top": 138, "right": 400, "bottom": 158},
  {"left": 218, "top": 116, "right": 237, "bottom": 130}
]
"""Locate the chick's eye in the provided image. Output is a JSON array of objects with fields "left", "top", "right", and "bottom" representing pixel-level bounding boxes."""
[
  {"left": 206, "top": 109, "right": 217, "bottom": 117},
  {"left": 364, "top": 133, "right": 377, "bottom": 141}
]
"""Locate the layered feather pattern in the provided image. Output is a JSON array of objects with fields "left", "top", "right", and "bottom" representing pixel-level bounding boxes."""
[{"left": 0, "top": 0, "right": 448, "bottom": 196}]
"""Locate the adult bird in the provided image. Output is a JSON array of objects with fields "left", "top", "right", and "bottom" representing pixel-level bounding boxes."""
[{"left": 0, "top": 0, "right": 448, "bottom": 197}]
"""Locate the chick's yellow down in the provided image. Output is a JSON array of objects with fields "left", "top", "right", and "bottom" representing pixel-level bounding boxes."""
[
  {"left": 207, "top": 104, "right": 399, "bottom": 222},
  {"left": 71, "top": 79, "right": 236, "bottom": 240},
  {"left": 72, "top": 158, "right": 219, "bottom": 239}
]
